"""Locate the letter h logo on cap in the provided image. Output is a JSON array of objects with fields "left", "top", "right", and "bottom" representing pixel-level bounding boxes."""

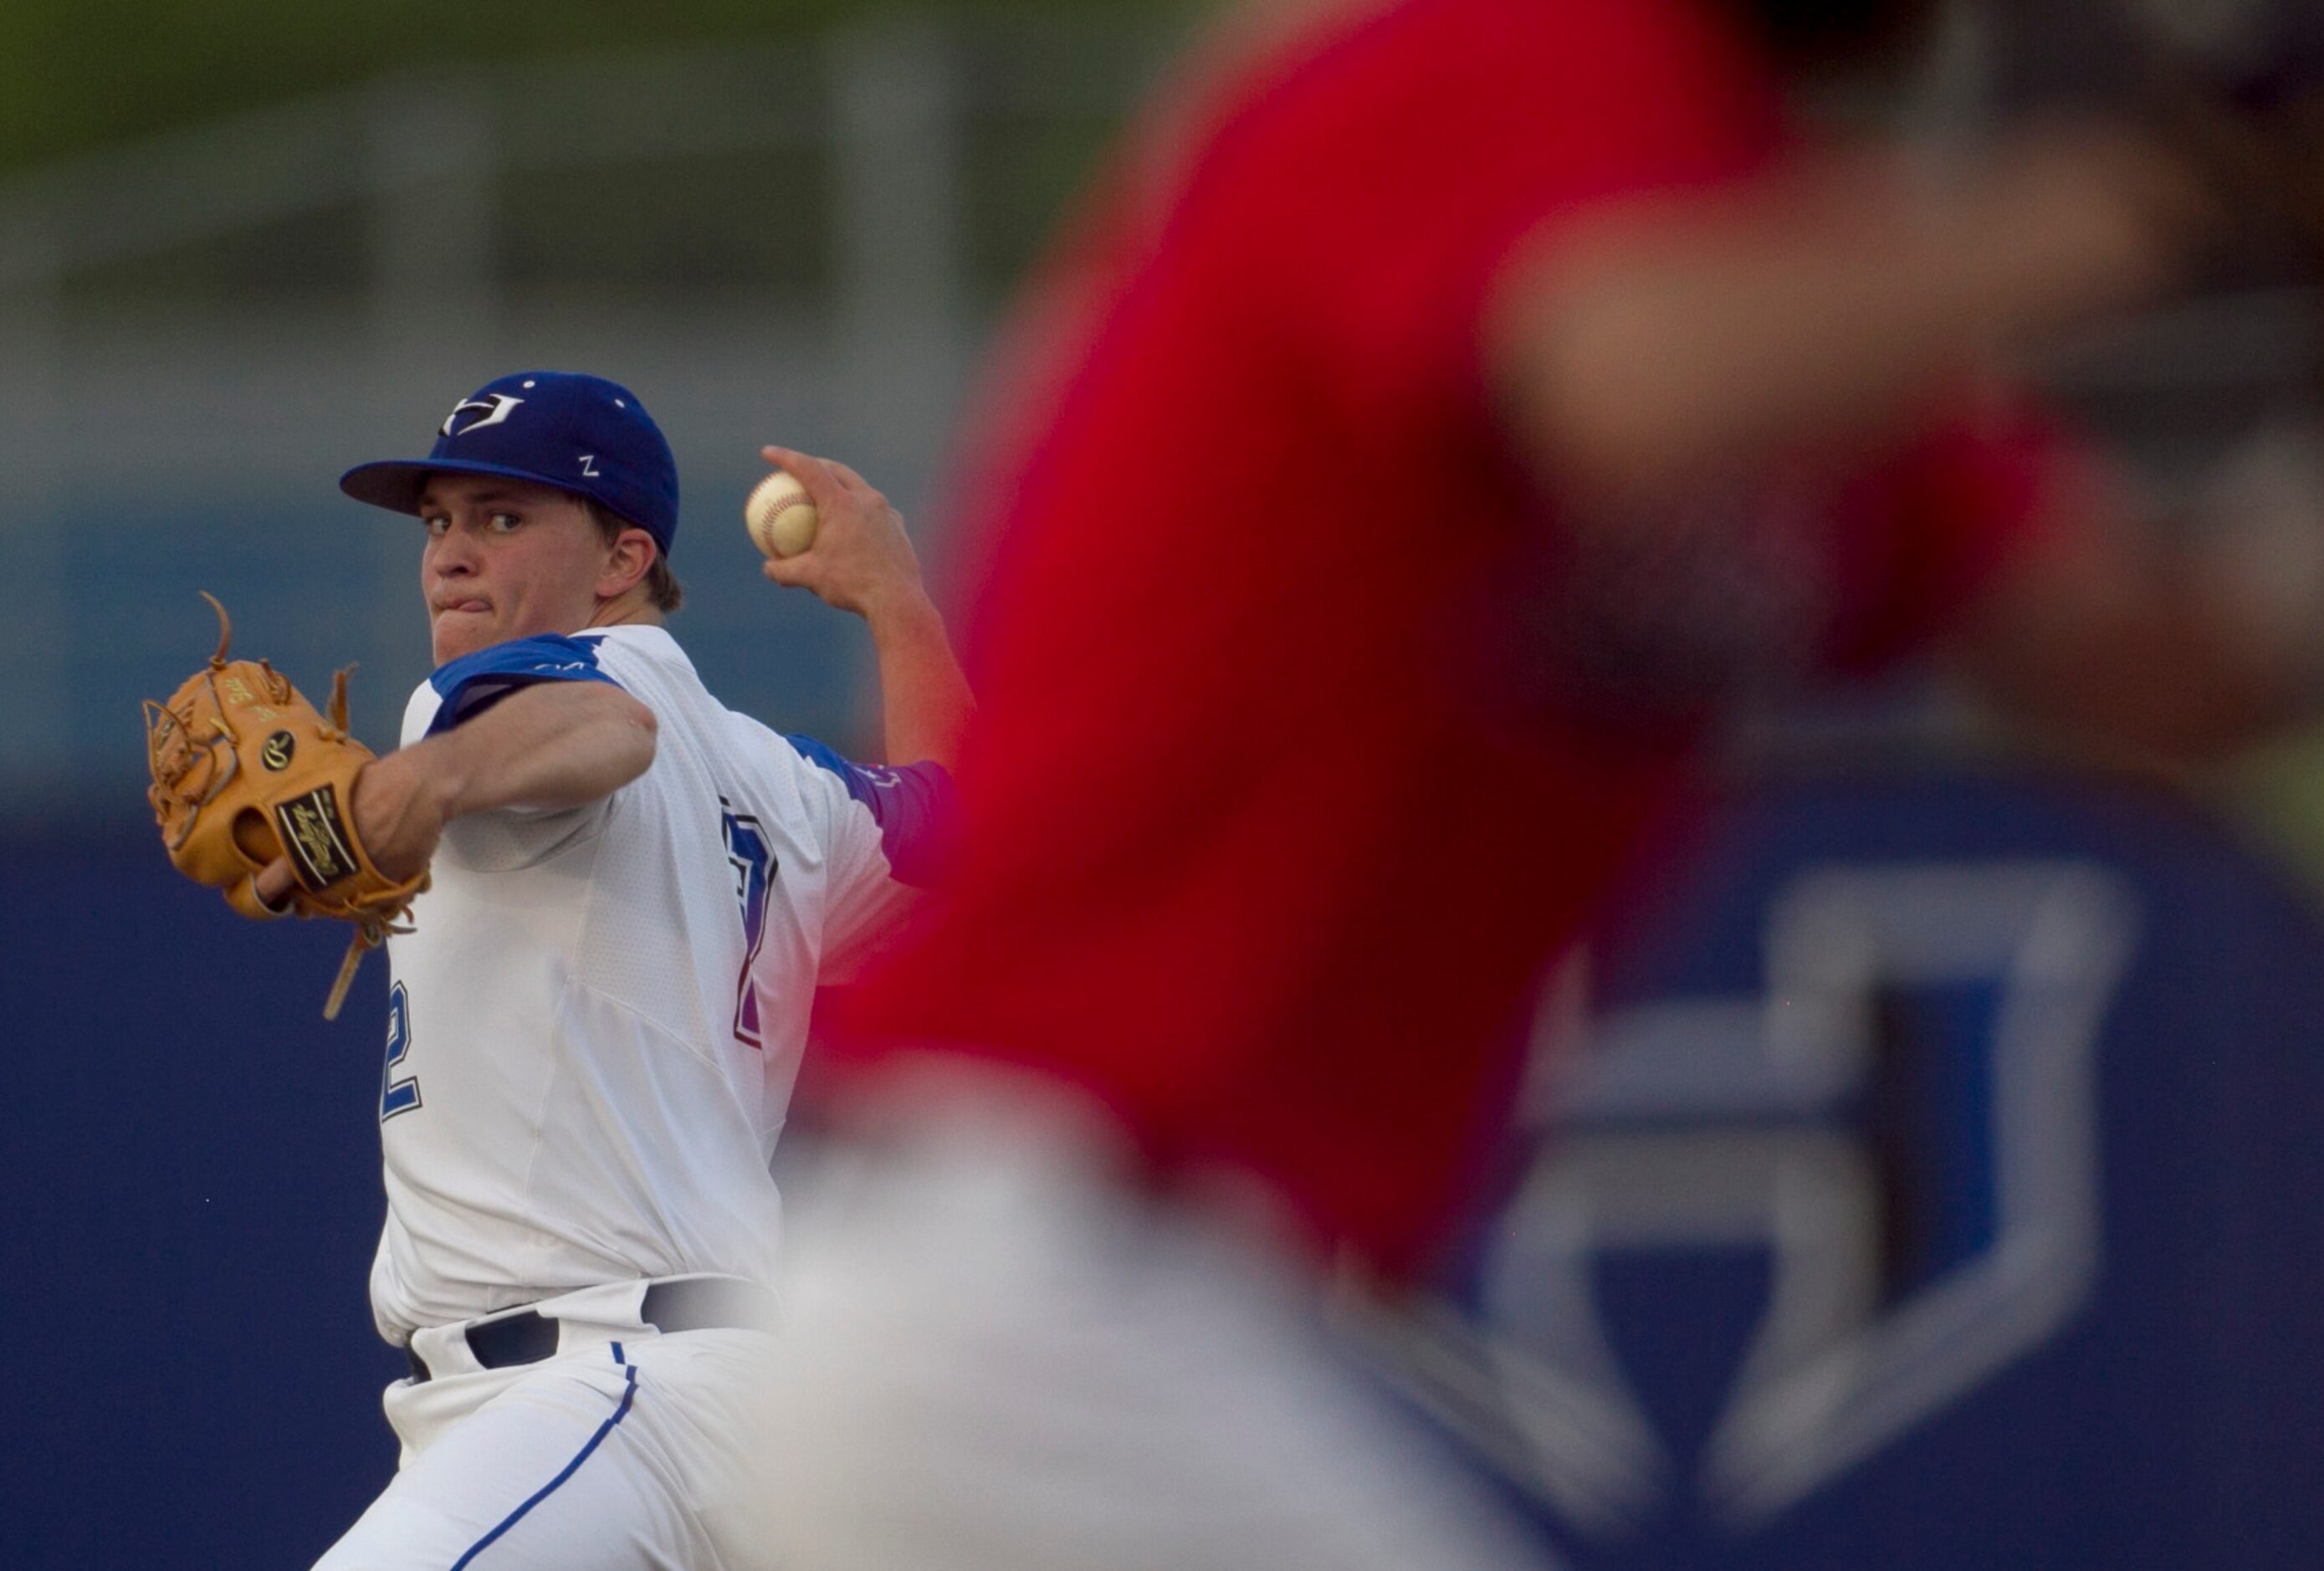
[{"left": 441, "top": 394, "right": 525, "bottom": 438}]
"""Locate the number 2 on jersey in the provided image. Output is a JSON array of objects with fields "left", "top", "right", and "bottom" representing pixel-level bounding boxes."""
[
  {"left": 723, "top": 802, "right": 776, "bottom": 1047},
  {"left": 381, "top": 982, "right": 422, "bottom": 1120}
]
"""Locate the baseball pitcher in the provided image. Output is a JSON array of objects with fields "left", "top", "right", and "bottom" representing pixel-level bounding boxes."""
[{"left": 148, "top": 369, "right": 969, "bottom": 1568}]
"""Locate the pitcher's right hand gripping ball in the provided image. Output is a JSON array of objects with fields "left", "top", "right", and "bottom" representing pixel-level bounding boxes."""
[{"left": 143, "top": 593, "right": 428, "bottom": 1018}]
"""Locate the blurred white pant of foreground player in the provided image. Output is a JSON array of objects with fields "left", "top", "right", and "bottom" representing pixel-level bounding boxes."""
[{"left": 763, "top": 1062, "right": 1555, "bottom": 1571}]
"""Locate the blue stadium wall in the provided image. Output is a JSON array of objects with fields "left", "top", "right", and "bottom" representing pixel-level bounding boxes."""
[
  {"left": 1419, "top": 768, "right": 2324, "bottom": 1569},
  {"left": 6, "top": 763, "right": 2324, "bottom": 1565}
]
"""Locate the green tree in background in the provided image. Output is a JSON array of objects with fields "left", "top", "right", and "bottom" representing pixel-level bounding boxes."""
[{"left": 0, "top": 0, "right": 1194, "bottom": 175}]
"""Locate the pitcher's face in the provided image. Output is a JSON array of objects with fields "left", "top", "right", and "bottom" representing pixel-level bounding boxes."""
[{"left": 417, "top": 474, "right": 611, "bottom": 664}]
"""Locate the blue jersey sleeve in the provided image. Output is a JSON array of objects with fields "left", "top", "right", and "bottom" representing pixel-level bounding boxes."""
[
  {"left": 424, "top": 633, "right": 622, "bottom": 737},
  {"left": 782, "top": 734, "right": 958, "bottom": 888}
]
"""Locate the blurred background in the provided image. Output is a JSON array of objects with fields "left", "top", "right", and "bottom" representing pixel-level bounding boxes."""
[
  {"left": 0, "top": 0, "right": 1185, "bottom": 800},
  {"left": 6, "top": 0, "right": 2324, "bottom": 1565}
]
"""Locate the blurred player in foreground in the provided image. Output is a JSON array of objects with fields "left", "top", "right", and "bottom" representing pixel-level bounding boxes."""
[
  {"left": 288, "top": 371, "right": 967, "bottom": 1569},
  {"left": 765, "top": 1, "right": 2324, "bottom": 1568}
]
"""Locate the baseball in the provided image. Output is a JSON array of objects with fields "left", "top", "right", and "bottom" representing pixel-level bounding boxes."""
[{"left": 745, "top": 469, "right": 819, "bottom": 559}]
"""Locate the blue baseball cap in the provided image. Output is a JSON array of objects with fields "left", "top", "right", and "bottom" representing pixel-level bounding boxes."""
[{"left": 340, "top": 371, "right": 680, "bottom": 557}]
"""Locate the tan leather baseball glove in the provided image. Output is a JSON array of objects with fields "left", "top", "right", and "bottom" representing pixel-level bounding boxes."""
[{"left": 144, "top": 594, "right": 427, "bottom": 1018}]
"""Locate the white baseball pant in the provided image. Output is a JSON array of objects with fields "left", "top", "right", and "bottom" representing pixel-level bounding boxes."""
[{"left": 314, "top": 1277, "right": 778, "bottom": 1570}]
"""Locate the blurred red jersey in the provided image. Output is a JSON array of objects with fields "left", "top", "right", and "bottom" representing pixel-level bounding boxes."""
[{"left": 831, "top": 0, "right": 2060, "bottom": 1274}]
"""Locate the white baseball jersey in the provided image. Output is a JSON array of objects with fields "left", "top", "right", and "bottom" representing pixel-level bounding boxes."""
[{"left": 367, "top": 622, "right": 950, "bottom": 1343}]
